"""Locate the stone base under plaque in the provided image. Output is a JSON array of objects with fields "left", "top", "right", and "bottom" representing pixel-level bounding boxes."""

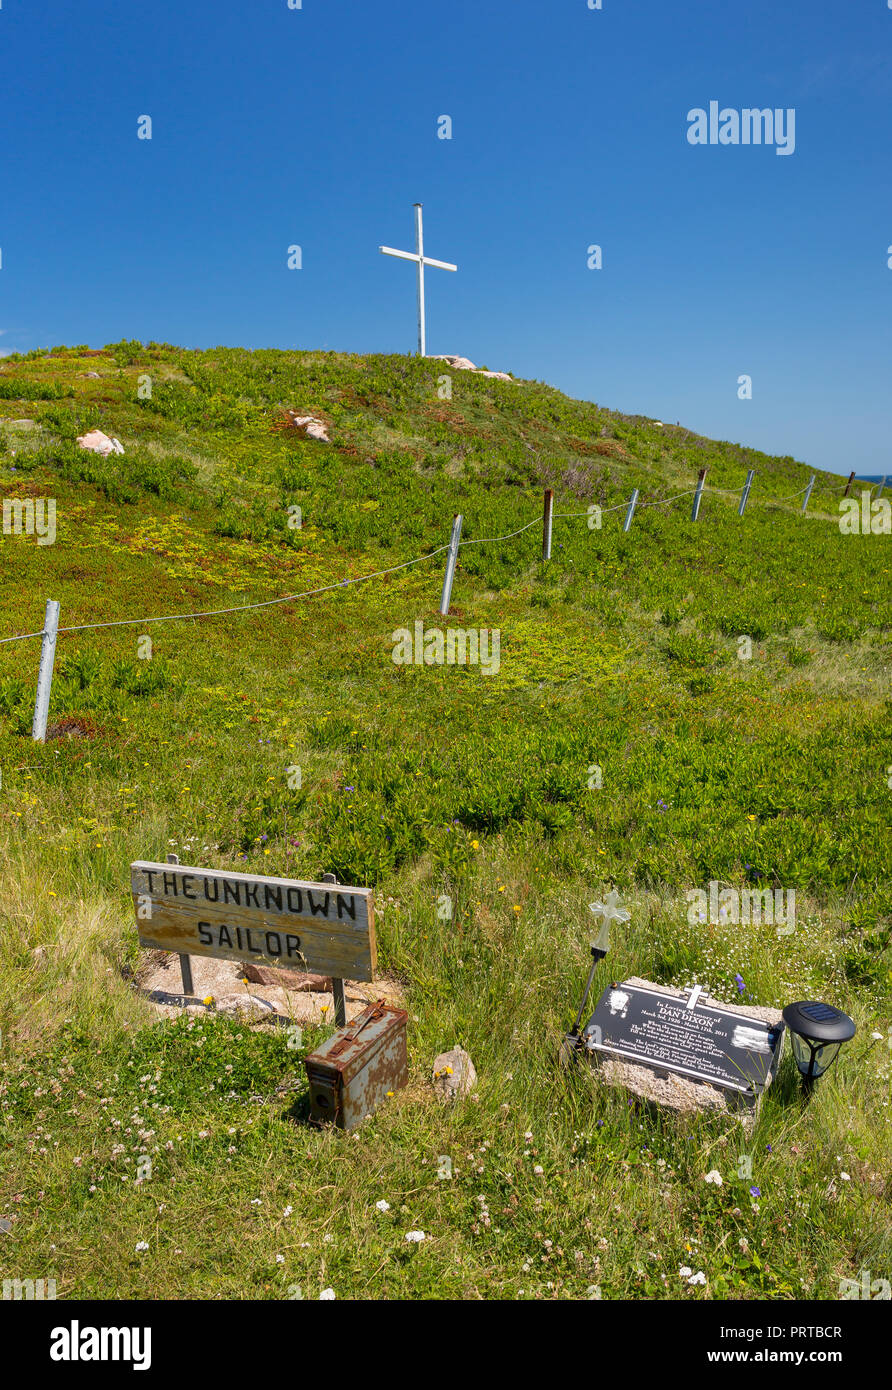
[{"left": 587, "top": 977, "right": 784, "bottom": 1126}]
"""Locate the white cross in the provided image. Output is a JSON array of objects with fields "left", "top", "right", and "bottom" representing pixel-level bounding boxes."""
[
  {"left": 379, "top": 203, "right": 457, "bottom": 357},
  {"left": 589, "top": 889, "right": 631, "bottom": 927}
]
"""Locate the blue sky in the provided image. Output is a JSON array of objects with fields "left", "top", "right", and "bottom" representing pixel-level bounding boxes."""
[{"left": 2, "top": 0, "right": 891, "bottom": 475}]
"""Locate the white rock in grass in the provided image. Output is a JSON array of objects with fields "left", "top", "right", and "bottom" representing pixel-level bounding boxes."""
[
  {"left": 431, "top": 354, "right": 513, "bottom": 382},
  {"left": 76, "top": 429, "right": 124, "bottom": 457},
  {"left": 285, "top": 412, "right": 330, "bottom": 442},
  {"left": 216, "top": 993, "right": 276, "bottom": 1021}
]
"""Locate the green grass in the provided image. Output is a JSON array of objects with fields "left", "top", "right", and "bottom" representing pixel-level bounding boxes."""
[{"left": 0, "top": 343, "right": 889, "bottom": 1300}]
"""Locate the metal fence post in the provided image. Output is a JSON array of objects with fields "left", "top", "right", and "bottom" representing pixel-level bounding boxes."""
[
  {"left": 875, "top": 475, "right": 886, "bottom": 499},
  {"left": 31, "top": 600, "right": 60, "bottom": 743},
  {"left": 165, "top": 853, "right": 195, "bottom": 998},
  {"left": 691, "top": 468, "right": 707, "bottom": 522},
  {"left": 322, "top": 873, "right": 347, "bottom": 1027},
  {"left": 542, "top": 489, "right": 554, "bottom": 561},
  {"left": 438, "top": 513, "right": 463, "bottom": 617},
  {"left": 622, "top": 488, "right": 639, "bottom": 533},
  {"left": 801, "top": 475, "right": 816, "bottom": 514},
  {"left": 738, "top": 470, "right": 755, "bottom": 517}
]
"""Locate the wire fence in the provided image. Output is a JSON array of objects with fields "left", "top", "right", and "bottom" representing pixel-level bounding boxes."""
[{"left": 0, "top": 469, "right": 883, "bottom": 651}]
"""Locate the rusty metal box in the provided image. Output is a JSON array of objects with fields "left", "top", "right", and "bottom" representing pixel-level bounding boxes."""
[{"left": 304, "top": 1001, "right": 408, "bottom": 1130}]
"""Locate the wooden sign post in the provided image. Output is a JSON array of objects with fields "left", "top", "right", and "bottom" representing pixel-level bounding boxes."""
[
  {"left": 166, "top": 853, "right": 194, "bottom": 997},
  {"left": 321, "top": 871, "right": 347, "bottom": 1026},
  {"left": 131, "top": 861, "right": 375, "bottom": 1018}
]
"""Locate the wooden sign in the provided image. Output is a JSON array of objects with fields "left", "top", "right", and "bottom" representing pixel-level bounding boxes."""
[{"left": 131, "top": 862, "right": 376, "bottom": 982}]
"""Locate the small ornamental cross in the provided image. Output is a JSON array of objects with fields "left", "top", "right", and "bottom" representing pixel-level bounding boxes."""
[
  {"left": 588, "top": 889, "right": 630, "bottom": 954},
  {"left": 589, "top": 889, "right": 630, "bottom": 926}
]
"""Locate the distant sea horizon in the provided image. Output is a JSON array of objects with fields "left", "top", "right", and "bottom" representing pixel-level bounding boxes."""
[{"left": 807, "top": 469, "right": 885, "bottom": 483}]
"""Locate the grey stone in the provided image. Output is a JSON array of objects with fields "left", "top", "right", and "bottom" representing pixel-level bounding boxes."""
[
  {"left": 216, "top": 993, "right": 277, "bottom": 1022},
  {"left": 432, "top": 1046, "right": 477, "bottom": 1100}
]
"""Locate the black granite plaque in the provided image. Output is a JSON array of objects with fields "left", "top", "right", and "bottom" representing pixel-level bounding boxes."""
[{"left": 583, "top": 981, "right": 784, "bottom": 1101}]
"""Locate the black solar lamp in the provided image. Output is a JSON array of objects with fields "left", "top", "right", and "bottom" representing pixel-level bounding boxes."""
[{"left": 782, "top": 1001, "right": 856, "bottom": 1091}]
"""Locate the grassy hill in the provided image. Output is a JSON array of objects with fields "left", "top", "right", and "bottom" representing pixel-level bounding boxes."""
[{"left": 0, "top": 343, "right": 889, "bottom": 1301}]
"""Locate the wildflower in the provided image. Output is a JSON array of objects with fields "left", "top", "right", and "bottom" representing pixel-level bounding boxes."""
[
  {"left": 375, "top": 1199, "right": 391, "bottom": 1213},
  {"left": 319, "top": 1288, "right": 336, "bottom": 1300},
  {"left": 283, "top": 1205, "right": 293, "bottom": 1218},
  {"left": 276, "top": 1254, "right": 285, "bottom": 1264},
  {"left": 704, "top": 1170, "right": 723, "bottom": 1186},
  {"left": 135, "top": 1241, "right": 149, "bottom": 1253},
  {"left": 688, "top": 1270, "right": 706, "bottom": 1286},
  {"left": 533, "top": 1165, "right": 544, "bottom": 1176},
  {"left": 405, "top": 1230, "right": 426, "bottom": 1243},
  {"left": 734, "top": 973, "right": 746, "bottom": 995},
  {"left": 749, "top": 1186, "right": 761, "bottom": 1198}
]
